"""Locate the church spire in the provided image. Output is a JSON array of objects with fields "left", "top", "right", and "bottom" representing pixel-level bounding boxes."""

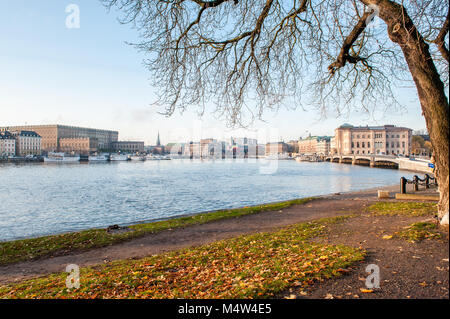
[{"left": 156, "top": 131, "right": 161, "bottom": 146}]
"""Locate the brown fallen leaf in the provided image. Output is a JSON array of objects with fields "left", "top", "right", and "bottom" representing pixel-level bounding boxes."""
[
  {"left": 337, "top": 268, "right": 350, "bottom": 273},
  {"left": 325, "top": 293, "right": 334, "bottom": 299},
  {"left": 360, "top": 288, "right": 374, "bottom": 293},
  {"left": 299, "top": 291, "right": 308, "bottom": 296}
]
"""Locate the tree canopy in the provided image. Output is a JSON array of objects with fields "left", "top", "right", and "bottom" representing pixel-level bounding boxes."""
[{"left": 103, "top": 0, "right": 448, "bottom": 126}]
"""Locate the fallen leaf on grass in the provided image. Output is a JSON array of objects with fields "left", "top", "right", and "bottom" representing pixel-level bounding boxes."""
[
  {"left": 325, "top": 293, "right": 334, "bottom": 299},
  {"left": 382, "top": 235, "right": 393, "bottom": 240},
  {"left": 337, "top": 268, "right": 350, "bottom": 273},
  {"left": 299, "top": 291, "right": 308, "bottom": 296},
  {"left": 360, "top": 288, "right": 374, "bottom": 293},
  {"left": 419, "top": 281, "right": 427, "bottom": 287}
]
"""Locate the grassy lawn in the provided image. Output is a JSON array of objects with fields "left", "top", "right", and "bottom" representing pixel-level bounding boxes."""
[
  {"left": 367, "top": 202, "right": 437, "bottom": 217},
  {"left": 394, "top": 222, "right": 443, "bottom": 242},
  {"left": 0, "top": 216, "right": 364, "bottom": 299},
  {"left": 0, "top": 197, "right": 315, "bottom": 266}
]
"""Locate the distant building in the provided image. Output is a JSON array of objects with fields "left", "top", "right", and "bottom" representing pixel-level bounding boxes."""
[
  {"left": 0, "top": 125, "right": 118, "bottom": 153},
  {"left": 112, "top": 141, "right": 145, "bottom": 153},
  {"left": 165, "top": 143, "right": 185, "bottom": 156},
  {"left": 200, "top": 138, "right": 221, "bottom": 157},
  {"left": 60, "top": 137, "right": 98, "bottom": 155},
  {"left": 330, "top": 137, "right": 337, "bottom": 155},
  {"left": 334, "top": 124, "right": 412, "bottom": 156},
  {"left": 287, "top": 140, "right": 299, "bottom": 153},
  {"left": 257, "top": 144, "right": 266, "bottom": 156},
  {"left": 183, "top": 142, "right": 201, "bottom": 158},
  {"left": 0, "top": 131, "right": 16, "bottom": 156},
  {"left": 298, "top": 136, "right": 331, "bottom": 155},
  {"left": 11, "top": 131, "right": 42, "bottom": 156},
  {"left": 148, "top": 132, "right": 165, "bottom": 154},
  {"left": 265, "top": 142, "right": 288, "bottom": 155}
]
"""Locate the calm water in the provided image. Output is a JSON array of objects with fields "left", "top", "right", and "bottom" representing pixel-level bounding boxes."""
[{"left": 0, "top": 159, "right": 414, "bottom": 241}]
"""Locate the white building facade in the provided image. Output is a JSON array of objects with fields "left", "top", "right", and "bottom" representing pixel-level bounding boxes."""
[
  {"left": 0, "top": 132, "right": 16, "bottom": 156},
  {"left": 334, "top": 124, "right": 412, "bottom": 156},
  {"left": 12, "top": 131, "right": 42, "bottom": 156}
]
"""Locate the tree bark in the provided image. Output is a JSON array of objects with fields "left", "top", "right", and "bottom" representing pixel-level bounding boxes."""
[{"left": 365, "top": 0, "right": 449, "bottom": 224}]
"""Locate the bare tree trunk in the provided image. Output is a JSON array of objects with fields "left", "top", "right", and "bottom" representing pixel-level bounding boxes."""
[{"left": 373, "top": 0, "right": 449, "bottom": 224}]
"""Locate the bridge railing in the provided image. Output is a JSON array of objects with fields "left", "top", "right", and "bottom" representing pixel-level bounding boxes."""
[{"left": 400, "top": 174, "right": 438, "bottom": 194}]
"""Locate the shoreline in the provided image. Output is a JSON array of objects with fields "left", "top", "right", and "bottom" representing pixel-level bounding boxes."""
[
  {"left": 1, "top": 182, "right": 404, "bottom": 243},
  {"left": 0, "top": 185, "right": 445, "bottom": 298}
]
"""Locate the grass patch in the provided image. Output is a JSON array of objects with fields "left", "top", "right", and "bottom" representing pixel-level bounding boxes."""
[
  {"left": 367, "top": 202, "right": 437, "bottom": 217},
  {"left": 394, "top": 222, "right": 442, "bottom": 242},
  {"left": 0, "top": 197, "right": 315, "bottom": 266},
  {"left": 0, "top": 216, "right": 364, "bottom": 299}
]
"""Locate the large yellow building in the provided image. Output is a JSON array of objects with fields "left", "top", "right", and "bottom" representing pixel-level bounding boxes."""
[
  {"left": 0, "top": 125, "right": 118, "bottom": 153},
  {"left": 334, "top": 124, "right": 412, "bottom": 156}
]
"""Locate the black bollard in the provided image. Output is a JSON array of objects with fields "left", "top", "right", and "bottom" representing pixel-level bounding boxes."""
[
  {"left": 425, "top": 174, "right": 430, "bottom": 189},
  {"left": 413, "top": 175, "right": 419, "bottom": 191},
  {"left": 400, "top": 177, "right": 407, "bottom": 194}
]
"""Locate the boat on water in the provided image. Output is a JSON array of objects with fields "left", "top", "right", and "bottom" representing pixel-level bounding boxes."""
[
  {"left": 44, "top": 152, "right": 80, "bottom": 163},
  {"left": 110, "top": 154, "right": 131, "bottom": 161},
  {"left": 130, "top": 155, "right": 147, "bottom": 161},
  {"left": 89, "top": 154, "right": 110, "bottom": 162},
  {"left": 295, "top": 155, "right": 323, "bottom": 162},
  {"left": 146, "top": 154, "right": 171, "bottom": 160},
  {"left": 266, "top": 153, "right": 292, "bottom": 160}
]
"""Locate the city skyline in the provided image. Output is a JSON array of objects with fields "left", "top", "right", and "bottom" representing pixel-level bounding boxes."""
[{"left": 0, "top": 1, "right": 429, "bottom": 145}]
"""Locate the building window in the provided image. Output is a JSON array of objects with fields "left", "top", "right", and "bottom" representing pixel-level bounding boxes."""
[
  {"left": 368, "top": 142, "right": 370, "bottom": 148},
  {"left": 362, "top": 142, "right": 365, "bottom": 148}
]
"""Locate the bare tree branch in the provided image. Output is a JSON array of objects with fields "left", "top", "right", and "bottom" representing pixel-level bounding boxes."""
[
  {"left": 328, "top": 11, "right": 372, "bottom": 75},
  {"left": 433, "top": 7, "right": 449, "bottom": 62}
]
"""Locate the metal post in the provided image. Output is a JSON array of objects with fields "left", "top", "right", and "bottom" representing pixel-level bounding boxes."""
[
  {"left": 413, "top": 175, "right": 419, "bottom": 191},
  {"left": 400, "top": 177, "right": 407, "bottom": 194},
  {"left": 425, "top": 174, "right": 430, "bottom": 189}
]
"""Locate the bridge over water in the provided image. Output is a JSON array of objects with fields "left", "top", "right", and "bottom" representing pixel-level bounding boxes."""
[{"left": 324, "top": 155, "right": 432, "bottom": 173}]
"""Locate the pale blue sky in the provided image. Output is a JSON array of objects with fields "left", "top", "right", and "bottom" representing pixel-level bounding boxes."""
[{"left": 0, "top": 0, "right": 427, "bottom": 144}]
